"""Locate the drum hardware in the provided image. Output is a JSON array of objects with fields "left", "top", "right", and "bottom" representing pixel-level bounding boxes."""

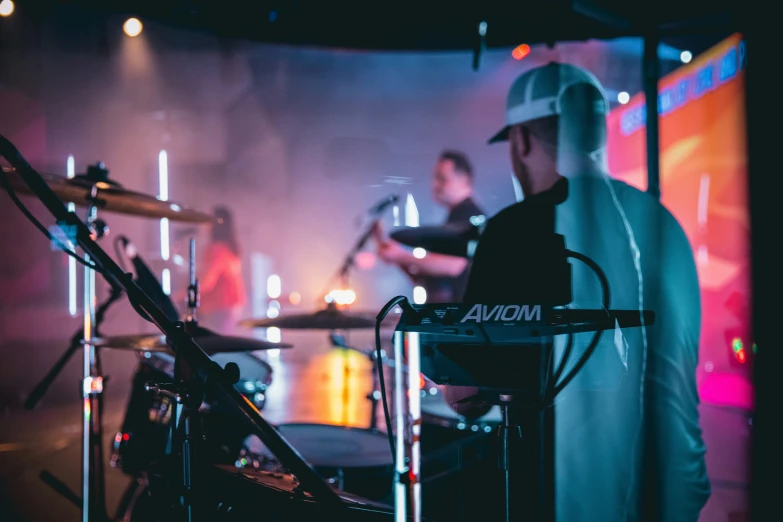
[
  {"left": 134, "top": 464, "right": 428, "bottom": 521},
  {"left": 239, "top": 302, "right": 377, "bottom": 330},
  {"left": 88, "top": 325, "right": 293, "bottom": 354},
  {"left": 91, "top": 238, "right": 291, "bottom": 355},
  {"left": 241, "top": 423, "right": 396, "bottom": 502},
  {"left": 1, "top": 165, "right": 213, "bottom": 222},
  {"left": 24, "top": 278, "right": 124, "bottom": 411},
  {"left": 1, "top": 133, "right": 345, "bottom": 519},
  {"left": 3, "top": 157, "right": 214, "bottom": 521},
  {"left": 185, "top": 237, "right": 199, "bottom": 323},
  {"left": 144, "top": 370, "right": 207, "bottom": 521},
  {"left": 110, "top": 238, "right": 276, "bottom": 479}
]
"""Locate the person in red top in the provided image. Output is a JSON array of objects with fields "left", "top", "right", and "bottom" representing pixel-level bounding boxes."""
[{"left": 198, "top": 206, "right": 247, "bottom": 334}]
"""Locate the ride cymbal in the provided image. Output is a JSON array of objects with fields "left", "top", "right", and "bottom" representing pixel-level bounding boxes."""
[
  {"left": 239, "top": 308, "right": 377, "bottom": 330},
  {"left": 89, "top": 324, "right": 292, "bottom": 354},
  {"left": 2, "top": 165, "right": 211, "bottom": 223}
]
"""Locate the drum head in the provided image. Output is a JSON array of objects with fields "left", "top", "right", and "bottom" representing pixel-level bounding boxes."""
[{"left": 267, "top": 424, "right": 393, "bottom": 468}]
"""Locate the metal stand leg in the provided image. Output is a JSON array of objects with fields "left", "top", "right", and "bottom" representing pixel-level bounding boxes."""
[
  {"left": 497, "top": 399, "right": 521, "bottom": 522},
  {"left": 393, "top": 331, "right": 407, "bottom": 522},
  {"left": 393, "top": 332, "right": 421, "bottom": 522},
  {"left": 406, "top": 332, "right": 422, "bottom": 522},
  {"left": 495, "top": 345, "right": 556, "bottom": 522},
  {"left": 81, "top": 203, "right": 107, "bottom": 522}
]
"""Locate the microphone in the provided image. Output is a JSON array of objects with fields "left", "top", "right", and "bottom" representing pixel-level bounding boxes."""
[
  {"left": 367, "top": 194, "right": 399, "bottom": 216},
  {"left": 118, "top": 236, "right": 180, "bottom": 322}
]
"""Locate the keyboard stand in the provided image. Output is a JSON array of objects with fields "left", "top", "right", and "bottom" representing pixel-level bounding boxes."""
[{"left": 390, "top": 302, "right": 654, "bottom": 522}]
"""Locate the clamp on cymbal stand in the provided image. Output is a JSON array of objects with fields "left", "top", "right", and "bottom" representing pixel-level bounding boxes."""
[
  {"left": 144, "top": 321, "right": 213, "bottom": 522},
  {"left": 185, "top": 238, "right": 199, "bottom": 325}
]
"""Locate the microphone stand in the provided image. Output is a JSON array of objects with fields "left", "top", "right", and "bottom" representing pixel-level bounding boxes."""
[
  {"left": 0, "top": 134, "right": 345, "bottom": 520},
  {"left": 336, "top": 218, "right": 381, "bottom": 285}
]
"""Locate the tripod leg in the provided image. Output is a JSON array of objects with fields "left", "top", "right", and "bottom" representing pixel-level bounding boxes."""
[
  {"left": 24, "top": 339, "right": 81, "bottom": 410},
  {"left": 40, "top": 469, "right": 81, "bottom": 508}
]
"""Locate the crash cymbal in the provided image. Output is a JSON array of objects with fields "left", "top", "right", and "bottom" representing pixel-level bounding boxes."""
[
  {"left": 2, "top": 165, "right": 211, "bottom": 223},
  {"left": 239, "top": 307, "right": 376, "bottom": 330},
  {"left": 390, "top": 221, "right": 481, "bottom": 258},
  {"left": 89, "top": 324, "right": 292, "bottom": 354}
]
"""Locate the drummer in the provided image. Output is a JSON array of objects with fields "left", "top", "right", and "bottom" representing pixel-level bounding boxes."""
[{"left": 374, "top": 150, "right": 484, "bottom": 303}]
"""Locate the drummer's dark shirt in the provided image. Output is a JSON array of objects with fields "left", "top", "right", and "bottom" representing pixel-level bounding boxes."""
[
  {"left": 463, "top": 175, "right": 710, "bottom": 522},
  {"left": 418, "top": 197, "right": 484, "bottom": 303}
]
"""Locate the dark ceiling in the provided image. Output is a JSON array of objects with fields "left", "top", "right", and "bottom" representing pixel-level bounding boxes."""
[{"left": 24, "top": 0, "right": 741, "bottom": 51}]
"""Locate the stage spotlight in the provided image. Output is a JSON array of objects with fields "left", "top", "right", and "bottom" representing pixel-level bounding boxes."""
[
  {"left": 617, "top": 91, "right": 630, "bottom": 104},
  {"left": 512, "top": 44, "right": 531, "bottom": 60},
  {"left": 680, "top": 50, "right": 693, "bottom": 63},
  {"left": 123, "top": 17, "right": 143, "bottom": 37},
  {"left": 0, "top": 0, "right": 14, "bottom": 17}
]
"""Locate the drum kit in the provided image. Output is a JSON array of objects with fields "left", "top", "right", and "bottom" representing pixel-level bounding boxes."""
[{"left": 1, "top": 148, "right": 497, "bottom": 522}]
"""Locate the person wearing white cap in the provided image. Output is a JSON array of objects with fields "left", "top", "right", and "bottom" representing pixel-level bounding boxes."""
[{"left": 458, "top": 62, "right": 710, "bottom": 522}]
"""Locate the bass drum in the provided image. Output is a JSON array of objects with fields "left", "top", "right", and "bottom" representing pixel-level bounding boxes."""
[{"left": 111, "top": 350, "right": 273, "bottom": 477}]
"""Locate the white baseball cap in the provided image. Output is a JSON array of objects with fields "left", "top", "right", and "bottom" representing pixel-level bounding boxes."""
[{"left": 489, "top": 62, "right": 609, "bottom": 144}]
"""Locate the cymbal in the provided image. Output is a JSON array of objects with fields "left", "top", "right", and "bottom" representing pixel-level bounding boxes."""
[
  {"left": 390, "top": 222, "right": 481, "bottom": 258},
  {"left": 2, "top": 166, "right": 211, "bottom": 223},
  {"left": 89, "top": 324, "right": 292, "bottom": 354},
  {"left": 239, "top": 308, "right": 377, "bottom": 330}
]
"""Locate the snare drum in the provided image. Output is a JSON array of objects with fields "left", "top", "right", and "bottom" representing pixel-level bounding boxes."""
[
  {"left": 111, "top": 350, "right": 273, "bottom": 477},
  {"left": 242, "top": 423, "right": 394, "bottom": 501}
]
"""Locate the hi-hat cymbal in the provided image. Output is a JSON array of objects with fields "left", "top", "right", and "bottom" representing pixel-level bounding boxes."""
[
  {"left": 390, "top": 222, "right": 481, "bottom": 258},
  {"left": 239, "top": 308, "right": 377, "bottom": 330},
  {"left": 89, "top": 324, "right": 292, "bottom": 354},
  {"left": 2, "top": 166, "right": 211, "bottom": 223}
]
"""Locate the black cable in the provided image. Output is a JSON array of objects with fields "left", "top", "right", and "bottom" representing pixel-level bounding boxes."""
[
  {"left": 551, "top": 250, "right": 612, "bottom": 397},
  {"left": 0, "top": 168, "right": 99, "bottom": 270},
  {"left": 567, "top": 249, "right": 611, "bottom": 308},
  {"left": 551, "top": 334, "right": 574, "bottom": 385},
  {"left": 375, "top": 295, "right": 411, "bottom": 466}
]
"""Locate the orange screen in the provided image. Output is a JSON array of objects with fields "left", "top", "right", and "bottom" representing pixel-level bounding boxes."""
[{"left": 606, "top": 34, "right": 751, "bottom": 407}]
